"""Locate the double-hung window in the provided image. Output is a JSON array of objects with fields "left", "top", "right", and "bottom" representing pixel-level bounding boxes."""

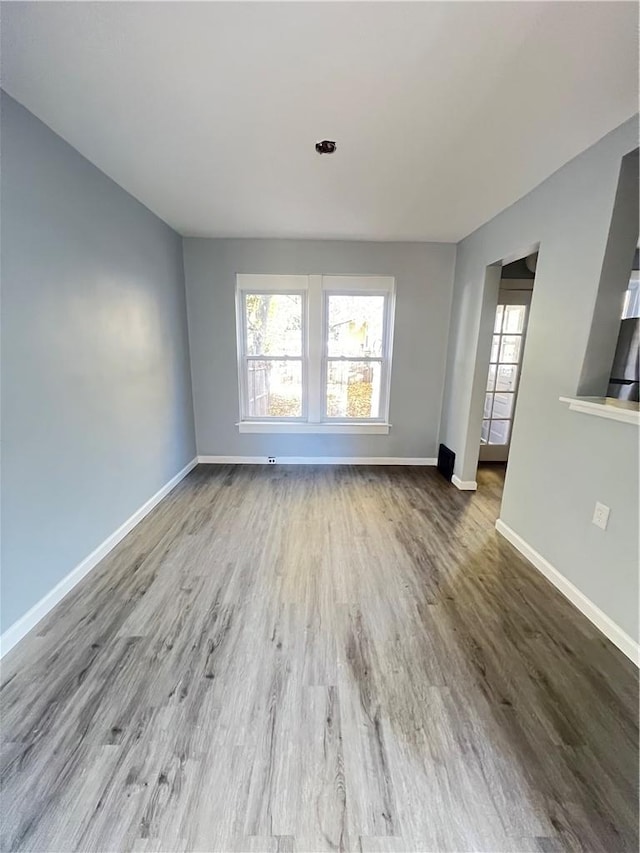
[{"left": 236, "top": 274, "right": 395, "bottom": 433}]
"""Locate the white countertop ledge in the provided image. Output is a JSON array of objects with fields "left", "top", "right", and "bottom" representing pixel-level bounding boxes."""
[
  {"left": 559, "top": 396, "right": 640, "bottom": 425},
  {"left": 237, "top": 421, "right": 391, "bottom": 434}
]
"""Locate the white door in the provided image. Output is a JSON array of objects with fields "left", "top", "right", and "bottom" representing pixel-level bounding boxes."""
[{"left": 479, "top": 290, "right": 531, "bottom": 463}]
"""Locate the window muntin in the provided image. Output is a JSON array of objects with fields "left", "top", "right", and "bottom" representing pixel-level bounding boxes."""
[{"left": 236, "top": 275, "right": 395, "bottom": 426}]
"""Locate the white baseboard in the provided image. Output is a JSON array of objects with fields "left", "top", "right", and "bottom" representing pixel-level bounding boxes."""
[
  {"left": 0, "top": 457, "right": 198, "bottom": 659},
  {"left": 452, "top": 474, "right": 478, "bottom": 491},
  {"left": 495, "top": 518, "right": 639, "bottom": 666},
  {"left": 197, "top": 455, "right": 437, "bottom": 466}
]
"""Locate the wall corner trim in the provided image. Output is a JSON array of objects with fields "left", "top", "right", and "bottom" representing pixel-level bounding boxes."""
[
  {"left": 451, "top": 475, "right": 478, "bottom": 491},
  {"left": 0, "top": 457, "right": 198, "bottom": 659},
  {"left": 495, "top": 518, "right": 639, "bottom": 666},
  {"left": 197, "top": 455, "right": 437, "bottom": 466}
]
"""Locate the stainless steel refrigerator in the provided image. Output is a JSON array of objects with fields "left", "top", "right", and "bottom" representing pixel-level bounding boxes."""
[{"left": 608, "top": 317, "right": 640, "bottom": 401}]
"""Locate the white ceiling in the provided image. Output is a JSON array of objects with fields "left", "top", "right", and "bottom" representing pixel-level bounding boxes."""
[{"left": 1, "top": 2, "right": 637, "bottom": 242}]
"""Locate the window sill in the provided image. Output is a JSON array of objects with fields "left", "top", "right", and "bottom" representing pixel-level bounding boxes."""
[
  {"left": 559, "top": 396, "right": 640, "bottom": 426},
  {"left": 237, "top": 421, "right": 391, "bottom": 434}
]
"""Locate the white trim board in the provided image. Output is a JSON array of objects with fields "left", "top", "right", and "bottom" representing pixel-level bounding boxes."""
[
  {"left": 452, "top": 475, "right": 478, "bottom": 491},
  {"left": 495, "top": 518, "right": 639, "bottom": 666},
  {"left": 559, "top": 396, "right": 640, "bottom": 426},
  {"left": 237, "top": 422, "right": 391, "bottom": 435},
  {"left": 197, "top": 456, "right": 436, "bottom": 465},
  {"left": 0, "top": 457, "right": 198, "bottom": 659}
]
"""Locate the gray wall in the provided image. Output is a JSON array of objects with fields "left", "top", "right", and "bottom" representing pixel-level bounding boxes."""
[
  {"left": 1, "top": 93, "right": 196, "bottom": 631},
  {"left": 440, "top": 115, "right": 639, "bottom": 641},
  {"left": 183, "top": 239, "right": 456, "bottom": 459}
]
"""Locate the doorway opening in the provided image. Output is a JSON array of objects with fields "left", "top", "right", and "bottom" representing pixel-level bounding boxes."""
[{"left": 479, "top": 253, "right": 537, "bottom": 472}]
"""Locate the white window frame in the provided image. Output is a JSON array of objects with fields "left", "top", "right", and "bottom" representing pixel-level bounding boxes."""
[{"left": 235, "top": 274, "right": 396, "bottom": 434}]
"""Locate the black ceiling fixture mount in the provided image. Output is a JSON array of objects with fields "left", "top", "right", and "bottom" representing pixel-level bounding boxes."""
[{"left": 315, "top": 140, "right": 337, "bottom": 155}]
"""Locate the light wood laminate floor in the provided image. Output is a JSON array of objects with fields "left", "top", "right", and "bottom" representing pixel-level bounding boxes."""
[{"left": 1, "top": 464, "right": 638, "bottom": 852}]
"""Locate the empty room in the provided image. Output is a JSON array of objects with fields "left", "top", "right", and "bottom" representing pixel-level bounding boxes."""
[{"left": 1, "top": 2, "right": 639, "bottom": 851}]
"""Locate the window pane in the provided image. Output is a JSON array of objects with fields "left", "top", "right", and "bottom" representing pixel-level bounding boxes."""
[
  {"left": 499, "top": 335, "right": 522, "bottom": 363},
  {"left": 327, "top": 295, "right": 385, "bottom": 357},
  {"left": 483, "top": 393, "right": 493, "bottom": 418},
  {"left": 491, "top": 335, "right": 500, "bottom": 363},
  {"left": 247, "top": 360, "right": 302, "bottom": 417},
  {"left": 326, "top": 361, "right": 382, "bottom": 418},
  {"left": 494, "top": 305, "right": 504, "bottom": 333},
  {"left": 502, "top": 304, "right": 526, "bottom": 333},
  {"left": 495, "top": 363, "right": 518, "bottom": 392},
  {"left": 487, "top": 364, "right": 496, "bottom": 392},
  {"left": 492, "top": 392, "right": 514, "bottom": 419},
  {"left": 245, "top": 294, "right": 302, "bottom": 356},
  {"left": 481, "top": 420, "right": 490, "bottom": 443},
  {"left": 488, "top": 420, "right": 511, "bottom": 445}
]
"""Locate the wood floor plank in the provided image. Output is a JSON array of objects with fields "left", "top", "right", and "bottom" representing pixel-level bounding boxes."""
[{"left": 1, "top": 463, "right": 637, "bottom": 852}]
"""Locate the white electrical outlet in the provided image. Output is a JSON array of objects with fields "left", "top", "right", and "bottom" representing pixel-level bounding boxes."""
[
  {"left": 592, "top": 502, "right": 610, "bottom": 531},
  {"left": 268, "top": 457, "right": 276, "bottom": 464}
]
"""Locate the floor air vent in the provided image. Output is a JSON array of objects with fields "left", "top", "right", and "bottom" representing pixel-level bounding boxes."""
[{"left": 437, "top": 444, "right": 455, "bottom": 482}]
